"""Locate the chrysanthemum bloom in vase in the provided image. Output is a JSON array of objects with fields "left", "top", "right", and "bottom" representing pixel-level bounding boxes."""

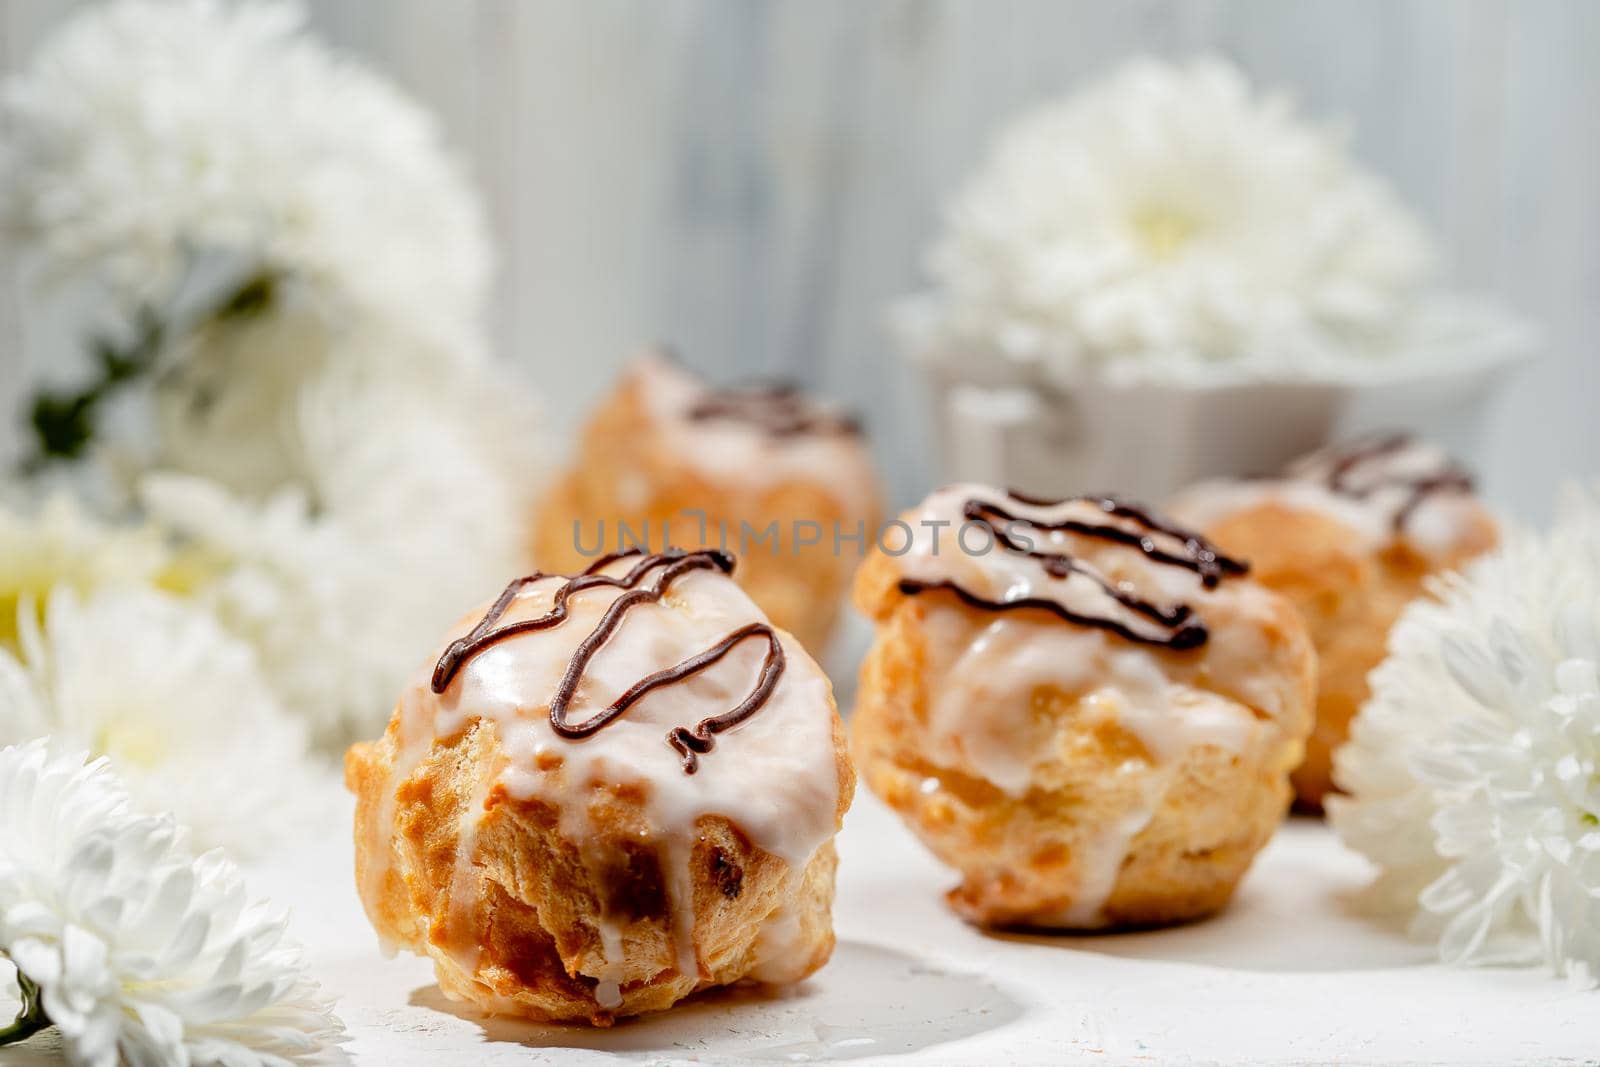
[{"left": 896, "top": 56, "right": 1526, "bottom": 499}]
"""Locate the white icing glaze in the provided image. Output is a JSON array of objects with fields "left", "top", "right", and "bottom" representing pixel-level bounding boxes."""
[
  {"left": 1170, "top": 479, "right": 1392, "bottom": 547},
  {"left": 887, "top": 485, "right": 1302, "bottom": 925},
  {"left": 1050, "top": 804, "right": 1157, "bottom": 928},
  {"left": 593, "top": 918, "right": 624, "bottom": 1009},
  {"left": 746, "top": 895, "right": 812, "bottom": 984},
  {"left": 923, "top": 612, "right": 1068, "bottom": 795},
  {"left": 901, "top": 488, "right": 1246, "bottom": 639},
  {"left": 594, "top": 979, "right": 622, "bottom": 1012},
  {"left": 1170, "top": 437, "right": 1485, "bottom": 560},
  {"left": 631, "top": 352, "right": 879, "bottom": 522},
  {"left": 364, "top": 555, "right": 844, "bottom": 992},
  {"left": 441, "top": 772, "right": 496, "bottom": 975},
  {"left": 362, "top": 680, "right": 436, "bottom": 959}
]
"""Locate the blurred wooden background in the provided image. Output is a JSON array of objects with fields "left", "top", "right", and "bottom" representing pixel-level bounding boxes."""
[{"left": 1, "top": 0, "right": 1596, "bottom": 516}]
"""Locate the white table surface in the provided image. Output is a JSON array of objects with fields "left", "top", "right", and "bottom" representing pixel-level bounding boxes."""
[{"left": 8, "top": 786, "right": 1597, "bottom": 1067}]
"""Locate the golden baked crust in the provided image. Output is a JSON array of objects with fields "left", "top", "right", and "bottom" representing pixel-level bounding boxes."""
[
  {"left": 531, "top": 365, "right": 880, "bottom": 654},
  {"left": 850, "top": 542, "right": 1315, "bottom": 929},
  {"left": 1199, "top": 501, "right": 1497, "bottom": 810},
  {"left": 348, "top": 608, "right": 854, "bottom": 1025}
]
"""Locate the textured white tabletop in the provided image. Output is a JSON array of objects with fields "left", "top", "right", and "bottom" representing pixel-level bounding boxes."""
[{"left": 8, "top": 787, "right": 1596, "bottom": 1066}]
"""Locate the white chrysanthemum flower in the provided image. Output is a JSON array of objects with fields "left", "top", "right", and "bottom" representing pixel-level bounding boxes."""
[
  {"left": 147, "top": 294, "right": 543, "bottom": 512},
  {"left": 140, "top": 314, "right": 543, "bottom": 743},
  {"left": 295, "top": 351, "right": 542, "bottom": 606},
  {"left": 152, "top": 305, "right": 542, "bottom": 638},
  {"left": 0, "top": 0, "right": 489, "bottom": 357},
  {"left": 139, "top": 472, "right": 421, "bottom": 748},
  {"left": 899, "top": 57, "right": 1522, "bottom": 386},
  {"left": 0, "top": 587, "right": 319, "bottom": 855},
  {"left": 1, "top": 963, "right": 18, "bottom": 1013},
  {"left": 0, "top": 739, "right": 343, "bottom": 1065},
  {"left": 1330, "top": 488, "right": 1600, "bottom": 987},
  {"left": 0, "top": 493, "right": 170, "bottom": 652}
]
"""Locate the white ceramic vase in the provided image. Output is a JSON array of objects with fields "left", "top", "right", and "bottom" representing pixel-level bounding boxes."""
[{"left": 929, "top": 358, "right": 1522, "bottom": 504}]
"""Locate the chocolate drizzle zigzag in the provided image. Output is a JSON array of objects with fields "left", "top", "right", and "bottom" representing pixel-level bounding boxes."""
[
  {"left": 981, "top": 493, "right": 1247, "bottom": 589},
  {"left": 688, "top": 382, "right": 861, "bottom": 438},
  {"left": 432, "top": 549, "right": 785, "bottom": 774},
  {"left": 897, "top": 490, "right": 1248, "bottom": 651},
  {"left": 1319, "top": 433, "right": 1475, "bottom": 532}
]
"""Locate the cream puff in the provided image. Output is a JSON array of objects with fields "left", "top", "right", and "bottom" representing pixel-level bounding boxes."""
[
  {"left": 347, "top": 548, "right": 854, "bottom": 1024},
  {"left": 1169, "top": 434, "right": 1498, "bottom": 810},
  {"left": 851, "top": 485, "right": 1315, "bottom": 929},
  {"left": 531, "top": 351, "right": 882, "bottom": 655}
]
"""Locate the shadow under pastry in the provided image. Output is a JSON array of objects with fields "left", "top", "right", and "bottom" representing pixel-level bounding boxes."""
[{"left": 407, "top": 939, "right": 1025, "bottom": 1062}]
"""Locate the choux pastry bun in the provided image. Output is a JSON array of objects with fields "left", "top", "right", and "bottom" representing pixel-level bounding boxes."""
[
  {"left": 851, "top": 485, "right": 1315, "bottom": 929},
  {"left": 1170, "top": 434, "right": 1498, "bottom": 810},
  {"left": 348, "top": 548, "right": 854, "bottom": 1024},
  {"left": 532, "top": 351, "right": 881, "bottom": 654}
]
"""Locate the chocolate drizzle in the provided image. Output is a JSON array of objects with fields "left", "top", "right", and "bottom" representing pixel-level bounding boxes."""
[
  {"left": 896, "top": 578, "right": 1209, "bottom": 651},
  {"left": 1316, "top": 433, "right": 1475, "bottom": 532},
  {"left": 687, "top": 383, "right": 861, "bottom": 438},
  {"left": 979, "top": 493, "right": 1246, "bottom": 589},
  {"left": 897, "top": 490, "right": 1247, "bottom": 651},
  {"left": 431, "top": 549, "right": 785, "bottom": 774}
]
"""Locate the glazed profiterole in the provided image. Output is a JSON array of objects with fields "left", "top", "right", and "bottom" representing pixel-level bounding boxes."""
[
  {"left": 1170, "top": 435, "right": 1498, "bottom": 809},
  {"left": 348, "top": 548, "right": 853, "bottom": 1024},
  {"left": 532, "top": 351, "right": 881, "bottom": 654},
  {"left": 851, "top": 485, "right": 1315, "bottom": 928}
]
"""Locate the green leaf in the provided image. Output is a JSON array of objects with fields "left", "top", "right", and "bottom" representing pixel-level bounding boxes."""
[
  {"left": 27, "top": 389, "right": 97, "bottom": 462},
  {"left": 17, "top": 269, "right": 278, "bottom": 473},
  {"left": 0, "top": 965, "right": 52, "bottom": 1046}
]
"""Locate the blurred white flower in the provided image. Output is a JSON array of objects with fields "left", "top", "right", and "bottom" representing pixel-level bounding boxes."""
[
  {"left": 1330, "top": 488, "right": 1600, "bottom": 987},
  {"left": 142, "top": 296, "right": 338, "bottom": 500},
  {"left": 898, "top": 57, "right": 1522, "bottom": 386},
  {"left": 295, "top": 350, "right": 542, "bottom": 609},
  {"left": 148, "top": 314, "right": 545, "bottom": 735},
  {"left": 0, "top": 739, "right": 343, "bottom": 1065},
  {"left": 149, "top": 295, "right": 543, "bottom": 519},
  {"left": 140, "top": 472, "right": 420, "bottom": 748},
  {"left": 0, "top": 0, "right": 489, "bottom": 357},
  {"left": 141, "top": 314, "right": 543, "bottom": 743},
  {"left": 0, "top": 492, "right": 170, "bottom": 651},
  {"left": 0, "top": 586, "right": 319, "bottom": 856},
  {"left": 0, "top": 0, "right": 546, "bottom": 759}
]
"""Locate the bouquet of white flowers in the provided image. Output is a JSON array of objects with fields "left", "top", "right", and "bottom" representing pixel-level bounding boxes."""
[
  {"left": 0, "top": 0, "right": 544, "bottom": 840},
  {"left": 0, "top": 4, "right": 547, "bottom": 1056}
]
